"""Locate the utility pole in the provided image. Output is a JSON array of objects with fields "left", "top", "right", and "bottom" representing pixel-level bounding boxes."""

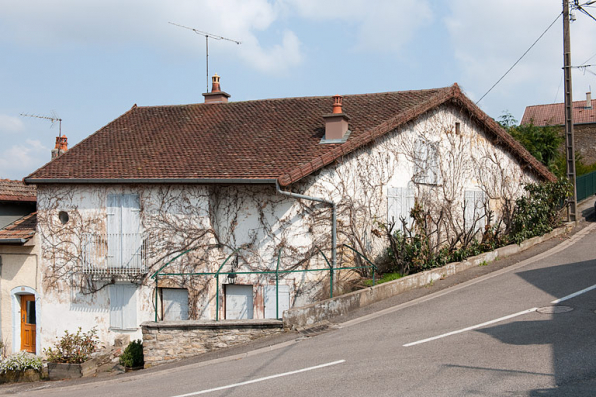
[{"left": 563, "top": 0, "right": 578, "bottom": 222}]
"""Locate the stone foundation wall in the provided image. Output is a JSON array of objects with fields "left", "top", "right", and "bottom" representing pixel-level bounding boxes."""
[{"left": 141, "top": 319, "right": 284, "bottom": 367}]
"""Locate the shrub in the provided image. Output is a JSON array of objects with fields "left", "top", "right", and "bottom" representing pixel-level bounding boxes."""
[
  {"left": 44, "top": 327, "right": 99, "bottom": 364},
  {"left": 509, "top": 180, "right": 572, "bottom": 244},
  {"left": 119, "top": 340, "right": 144, "bottom": 368},
  {"left": 0, "top": 351, "right": 42, "bottom": 373}
]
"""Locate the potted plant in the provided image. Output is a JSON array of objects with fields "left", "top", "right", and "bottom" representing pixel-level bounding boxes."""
[
  {"left": 44, "top": 327, "right": 99, "bottom": 380},
  {"left": 0, "top": 351, "right": 42, "bottom": 384}
]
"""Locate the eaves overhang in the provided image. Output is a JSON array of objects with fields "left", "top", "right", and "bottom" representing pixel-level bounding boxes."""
[{"left": 24, "top": 178, "right": 279, "bottom": 185}]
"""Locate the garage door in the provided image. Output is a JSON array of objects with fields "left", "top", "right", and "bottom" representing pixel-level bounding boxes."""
[
  {"left": 225, "top": 285, "right": 253, "bottom": 319},
  {"left": 264, "top": 285, "right": 290, "bottom": 319}
]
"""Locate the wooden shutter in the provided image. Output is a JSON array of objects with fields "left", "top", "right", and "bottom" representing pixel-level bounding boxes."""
[
  {"left": 110, "top": 284, "right": 137, "bottom": 330},
  {"left": 388, "top": 187, "right": 415, "bottom": 232},
  {"left": 264, "top": 285, "right": 290, "bottom": 319},
  {"left": 162, "top": 288, "right": 189, "bottom": 321},
  {"left": 121, "top": 194, "right": 141, "bottom": 268},
  {"left": 107, "top": 194, "right": 122, "bottom": 267}
]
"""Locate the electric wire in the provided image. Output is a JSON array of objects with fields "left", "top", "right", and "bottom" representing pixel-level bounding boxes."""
[{"left": 476, "top": 13, "right": 562, "bottom": 105}]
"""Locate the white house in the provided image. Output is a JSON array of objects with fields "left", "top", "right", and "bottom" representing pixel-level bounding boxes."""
[{"left": 25, "top": 77, "right": 554, "bottom": 349}]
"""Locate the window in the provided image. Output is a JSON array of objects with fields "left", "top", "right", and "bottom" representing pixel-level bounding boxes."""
[
  {"left": 109, "top": 284, "right": 137, "bottom": 330},
  {"left": 107, "top": 194, "right": 141, "bottom": 268},
  {"left": 387, "top": 186, "right": 415, "bottom": 232},
  {"left": 413, "top": 139, "right": 440, "bottom": 185},
  {"left": 464, "top": 190, "right": 486, "bottom": 231}
]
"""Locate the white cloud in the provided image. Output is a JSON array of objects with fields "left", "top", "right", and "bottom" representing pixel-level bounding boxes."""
[
  {"left": 282, "top": 0, "right": 433, "bottom": 54},
  {"left": 0, "top": 139, "right": 50, "bottom": 180},
  {"left": 445, "top": 0, "right": 596, "bottom": 117},
  {"left": 0, "top": 115, "right": 25, "bottom": 135},
  {"left": 0, "top": 0, "right": 303, "bottom": 75}
]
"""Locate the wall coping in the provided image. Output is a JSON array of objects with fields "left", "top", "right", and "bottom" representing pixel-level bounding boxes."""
[{"left": 141, "top": 319, "right": 283, "bottom": 330}]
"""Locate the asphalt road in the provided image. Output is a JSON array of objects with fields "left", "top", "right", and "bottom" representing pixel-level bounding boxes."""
[{"left": 6, "top": 218, "right": 596, "bottom": 396}]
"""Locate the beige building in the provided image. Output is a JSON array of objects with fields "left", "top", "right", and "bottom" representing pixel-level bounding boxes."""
[{"left": 0, "top": 180, "right": 38, "bottom": 355}]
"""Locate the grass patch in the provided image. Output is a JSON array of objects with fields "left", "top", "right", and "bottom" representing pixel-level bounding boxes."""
[{"left": 364, "top": 272, "right": 404, "bottom": 287}]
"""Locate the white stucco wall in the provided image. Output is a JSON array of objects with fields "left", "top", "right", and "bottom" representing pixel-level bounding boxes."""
[
  {"left": 35, "top": 103, "right": 541, "bottom": 349},
  {"left": 0, "top": 237, "right": 39, "bottom": 354}
]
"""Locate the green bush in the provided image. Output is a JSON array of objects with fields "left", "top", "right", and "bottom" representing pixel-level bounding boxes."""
[
  {"left": 509, "top": 179, "right": 572, "bottom": 244},
  {"left": 119, "top": 340, "right": 144, "bottom": 368},
  {"left": 43, "top": 327, "right": 99, "bottom": 364},
  {"left": 0, "top": 351, "right": 42, "bottom": 373}
]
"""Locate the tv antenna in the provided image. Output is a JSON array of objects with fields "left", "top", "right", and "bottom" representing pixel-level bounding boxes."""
[
  {"left": 20, "top": 112, "right": 62, "bottom": 135},
  {"left": 169, "top": 22, "right": 241, "bottom": 93}
]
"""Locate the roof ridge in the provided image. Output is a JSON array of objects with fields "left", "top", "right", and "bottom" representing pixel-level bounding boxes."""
[{"left": 131, "top": 86, "right": 453, "bottom": 109}]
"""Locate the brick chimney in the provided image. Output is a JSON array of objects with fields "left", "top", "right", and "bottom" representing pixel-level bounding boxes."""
[
  {"left": 51, "top": 135, "right": 68, "bottom": 159},
  {"left": 321, "top": 95, "right": 350, "bottom": 143},
  {"left": 587, "top": 92, "right": 592, "bottom": 109},
  {"left": 202, "top": 74, "right": 230, "bottom": 104}
]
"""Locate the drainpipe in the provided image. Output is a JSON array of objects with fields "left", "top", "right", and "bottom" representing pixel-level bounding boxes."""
[{"left": 275, "top": 181, "right": 337, "bottom": 277}]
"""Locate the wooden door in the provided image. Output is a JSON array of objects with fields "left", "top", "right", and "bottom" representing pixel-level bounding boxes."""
[{"left": 20, "top": 295, "right": 36, "bottom": 353}]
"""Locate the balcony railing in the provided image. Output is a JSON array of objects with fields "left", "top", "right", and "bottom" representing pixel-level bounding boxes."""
[{"left": 82, "top": 233, "right": 147, "bottom": 276}]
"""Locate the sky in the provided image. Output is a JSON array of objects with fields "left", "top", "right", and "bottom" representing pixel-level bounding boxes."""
[{"left": 1, "top": 0, "right": 596, "bottom": 180}]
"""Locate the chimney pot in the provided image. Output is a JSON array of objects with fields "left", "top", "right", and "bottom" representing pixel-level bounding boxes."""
[
  {"left": 203, "top": 73, "right": 230, "bottom": 104},
  {"left": 332, "top": 95, "right": 343, "bottom": 114},
  {"left": 51, "top": 135, "right": 68, "bottom": 160}
]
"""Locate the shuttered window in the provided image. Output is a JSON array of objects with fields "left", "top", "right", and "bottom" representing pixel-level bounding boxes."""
[
  {"left": 109, "top": 284, "right": 137, "bottom": 330},
  {"left": 413, "top": 139, "right": 440, "bottom": 185},
  {"left": 464, "top": 190, "right": 486, "bottom": 231},
  {"left": 107, "top": 194, "right": 141, "bottom": 268},
  {"left": 387, "top": 187, "right": 415, "bottom": 232}
]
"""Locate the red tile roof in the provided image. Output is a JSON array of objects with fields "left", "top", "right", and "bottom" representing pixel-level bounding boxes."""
[
  {"left": 26, "top": 84, "right": 555, "bottom": 185},
  {"left": 0, "top": 212, "right": 36, "bottom": 243},
  {"left": 0, "top": 179, "right": 36, "bottom": 202},
  {"left": 521, "top": 98, "right": 596, "bottom": 126}
]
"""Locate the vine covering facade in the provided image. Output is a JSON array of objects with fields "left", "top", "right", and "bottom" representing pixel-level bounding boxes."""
[{"left": 33, "top": 104, "right": 543, "bottom": 348}]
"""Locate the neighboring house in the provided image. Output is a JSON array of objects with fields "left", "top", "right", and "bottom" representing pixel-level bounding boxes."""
[
  {"left": 25, "top": 76, "right": 554, "bottom": 349},
  {"left": 0, "top": 180, "right": 38, "bottom": 354},
  {"left": 521, "top": 92, "right": 596, "bottom": 164}
]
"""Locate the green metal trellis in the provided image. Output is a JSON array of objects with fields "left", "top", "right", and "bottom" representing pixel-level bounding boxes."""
[{"left": 151, "top": 245, "right": 377, "bottom": 322}]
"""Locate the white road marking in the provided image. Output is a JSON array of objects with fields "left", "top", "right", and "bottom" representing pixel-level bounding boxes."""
[
  {"left": 170, "top": 360, "right": 346, "bottom": 397},
  {"left": 404, "top": 282, "right": 596, "bottom": 347},
  {"left": 403, "top": 308, "right": 538, "bottom": 347},
  {"left": 551, "top": 283, "right": 596, "bottom": 304},
  {"left": 341, "top": 223, "right": 596, "bottom": 330}
]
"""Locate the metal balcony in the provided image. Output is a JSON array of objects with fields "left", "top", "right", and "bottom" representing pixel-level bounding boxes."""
[{"left": 82, "top": 233, "right": 147, "bottom": 276}]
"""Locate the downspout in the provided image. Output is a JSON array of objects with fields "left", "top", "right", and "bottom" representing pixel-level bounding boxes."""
[{"left": 275, "top": 181, "right": 337, "bottom": 280}]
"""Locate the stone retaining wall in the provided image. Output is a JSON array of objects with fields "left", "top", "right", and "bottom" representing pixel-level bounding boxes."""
[
  {"left": 141, "top": 319, "right": 284, "bottom": 367},
  {"left": 283, "top": 224, "right": 573, "bottom": 330}
]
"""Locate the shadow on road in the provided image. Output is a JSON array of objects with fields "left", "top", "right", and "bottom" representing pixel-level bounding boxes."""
[{"left": 476, "top": 259, "right": 596, "bottom": 395}]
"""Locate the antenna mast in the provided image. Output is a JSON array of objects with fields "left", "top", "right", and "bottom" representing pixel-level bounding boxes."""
[
  {"left": 20, "top": 112, "right": 62, "bottom": 135},
  {"left": 169, "top": 22, "right": 241, "bottom": 93}
]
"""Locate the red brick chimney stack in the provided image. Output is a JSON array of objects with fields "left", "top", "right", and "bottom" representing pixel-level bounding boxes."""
[
  {"left": 51, "top": 135, "right": 68, "bottom": 160},
  {"left": 203, "top": 74, "right": 231, "bottom": 104},
  {"left": 322, "top": 95, "right": 350, "bottom": 143}
]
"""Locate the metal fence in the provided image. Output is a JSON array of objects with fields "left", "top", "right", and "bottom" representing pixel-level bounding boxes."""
[
  {"left": 82, "top": 233, "right": 147, "bottom": 275},
  {"left": 151, "top": 244, "right": 377, "bottom": 322},
  {"left": 576, "top": 170, "right": 596, "bottom": 202}
]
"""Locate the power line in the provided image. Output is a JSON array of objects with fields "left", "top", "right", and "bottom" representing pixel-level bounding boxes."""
[{"left": 476, "top": 13, "right": 562, "bottom": 105}]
